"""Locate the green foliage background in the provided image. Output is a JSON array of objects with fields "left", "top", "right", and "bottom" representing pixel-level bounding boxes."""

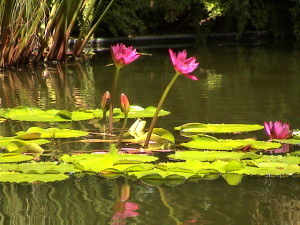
[{"left": 97, "top": 0, "right": 300, "bottom": 40}]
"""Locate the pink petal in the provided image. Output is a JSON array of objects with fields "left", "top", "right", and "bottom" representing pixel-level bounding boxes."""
[
  {"left": 169, "top": 49, "right": 177, "bottom": 66},
  {"left": 264, "top": 121, "right": 272, "bottom": 137},
  {"left": 182, "top": 73, "right": 198, "bottom": 80}
]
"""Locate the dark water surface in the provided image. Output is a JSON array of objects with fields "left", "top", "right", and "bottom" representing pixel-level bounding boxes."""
[{"left": 0, "top": 46, "right": 299, "bottom": 224}]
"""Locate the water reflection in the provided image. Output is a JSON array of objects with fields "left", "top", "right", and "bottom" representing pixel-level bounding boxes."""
[
  {"left": 111, "top": 182, "right": 139, "bottom": 225},
  {"left": 0, "top": 176, "right": 299, "bottom": 225},
  {"left": 0, "top": 46, "right": 299, "bottom": 224},
  {"left": 0, "top": 62, "right": 97, "bottom": 110}
]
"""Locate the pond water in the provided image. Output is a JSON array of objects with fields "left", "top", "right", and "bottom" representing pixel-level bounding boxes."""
[{"left": 0, "top": 45, "right": 299, "bottom": 224}]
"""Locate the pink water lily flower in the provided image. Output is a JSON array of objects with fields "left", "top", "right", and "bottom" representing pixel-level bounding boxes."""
[
  {"left": 264, "top": 121, "right": 292, "bottom": 139},
  {"left": 111, "top": 43, "right": 140, "bottom": 68},
  {"left": 169, "top": 49, "right": 199, "bottom": 80}
]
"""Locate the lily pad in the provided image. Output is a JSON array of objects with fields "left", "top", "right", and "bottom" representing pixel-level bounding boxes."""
[
  {"left": 15, "top": 162, "right": 79, "bottom": 174},
  {"left": 175, "top": 123, "right": 264, "bottom": 133},
  {"left": 91, "top": 106, "right": 170, "bottom": 119},
  {"left": 181, "top": 135, "right": 281, "bottom": 151},
  {"left": 127, "top": 168, "right": 195, "bottom": 180},
  {"left": 232, "top": 163, "right": 300, "bottom": 176},
  {"left": 17, "top": 127, "right": 89, "bottom": 139},
  {"left": 169, "top": 151, "right": 261, "bottom": 161},
  {"left": 0, "top": 154, "right": 34, "bottom": 163},
  {"left": 0, "top": 172, "right": 69, "bottom": 183},
  {"left": 272, "top": 138, "right": 300, "bottom": 145}
]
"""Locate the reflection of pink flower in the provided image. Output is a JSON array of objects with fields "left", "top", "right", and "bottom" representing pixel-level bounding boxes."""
[
  {"left": 169, "top": 49, "right": 199, "bottom": 80},
  {"left": 264, "top": 121, "right": 292, "bottom": 139},
  {"left": 265, "top": 143, "right": 290, "bottom": 154},
  {"left": 111, "top": 201, "right": 139, "bottom": 225},
  {"left": 111, "top": 43, "right": 140, "bottom": 68}
]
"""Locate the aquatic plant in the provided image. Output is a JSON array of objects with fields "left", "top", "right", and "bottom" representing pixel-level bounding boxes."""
[
  {"left": 264, "top": 121, "right": 292, "bottom": 140},
  {"left": 109, "top": 43, "right": 141, "bottom": 133},
  {"left": 118, "top": 93, "right": 130, "bottom": 146},
  {"left": 111, "top": 43, "right": 141, "bottom": 68},
  {"left": 143, "top": 49, "right": 199, "bottom": 148}
]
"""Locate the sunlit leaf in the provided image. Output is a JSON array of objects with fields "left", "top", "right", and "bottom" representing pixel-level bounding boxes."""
[
  {"left": 0, "top": 154, "right": 34, "bottom": 163},
  {"left": 226, "top": 160, "right": 245, "bottom": 172},
  {"left": 181, "top": 135, "right": 281, "bottom": 150},
  {"left": 17, "top": 127, "right": 89, "bottom": 139},
  {"left": 0, "top": 172, "right": 69, "bottom": 183},
  {"left": 5, "top": 107, "right": 68, "bottom": 122},
  {"left": 0, "top": 137, "right": 50, "bottom": 153},
  {"left": 127, "top": 168, "right": 195, "bottom": 180},
  {"left": 255, "top": 155, "right": 300, "bottom": 165},
  {"left": 232, "top": 163, "right": 300, "bottom": 176},
  {"left": 175, "top": 123, "right": 264, "bottom": 133},
  {"left": 91, "top": 106, "right": 170, "bottom": 119},
  {"left": 272, "top": 138, "right": 300, "bottom": 145},
  {"left": 169, "top": 150, "right": 261, "bottom": 161},
  {"left": 60, "top": 153, "right": 105, "bottom": 163},
  {"left": 16, "top": 162, "right": 79, "bottom": 174},
  {"left": 73, "top": 150, "right": 158, "bottom": 172}
]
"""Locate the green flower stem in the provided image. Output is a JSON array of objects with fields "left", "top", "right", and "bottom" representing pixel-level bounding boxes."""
[
  {"left": 109, "top": 67, "right": 121, "bottom": 134},
  {"left": 117, "top": 113, "right": 128, "bottom": 147},
  {"left": 144, "top": 72, "right": 180, "bottom": 148}
]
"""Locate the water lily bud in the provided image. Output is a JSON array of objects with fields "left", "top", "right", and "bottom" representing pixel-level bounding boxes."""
[
  {"left": 120, "top": 93, "right": 130, "bottom": 114},
  {"left": 101, "top": 91, "right": 111, "bottom": 112}
]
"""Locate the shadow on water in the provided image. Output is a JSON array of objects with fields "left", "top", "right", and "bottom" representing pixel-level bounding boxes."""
[{"left": 0, "top": 45, "right": 299, "bottom": 224}]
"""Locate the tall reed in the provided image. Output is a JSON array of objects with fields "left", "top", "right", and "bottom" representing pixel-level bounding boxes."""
[{"left": 0, "top": 0, "right": 114, "bottom": 68}]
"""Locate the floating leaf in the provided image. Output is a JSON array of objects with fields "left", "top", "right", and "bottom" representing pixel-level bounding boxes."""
[
  {"left": 60, "top": 153, "right": 105, "bottom": 163},
  {"left": 17, "top": 127, "right": 89, "bottom": 139},
  {"left": 232, "top": 163, "right": 300, "bottom": 176},
  {"left": 0, "top": 164, "right": 19, "bottom": 171},
  {"left": 181, "top": 135, "right": 281, "bottom": 151},
  {"left": 0, "top": 154, "right": 34, "bottom": 163},
  {"left": 91, "top": 106, "right": 170, "bottom": 119},
  {"left": 169, "top": 151, "right": 261, "bottom": 161},
  {"left": 0, "top": 172, "right": 69, "bottom": 183},
  {"left": 15, "top": 162, "right": 79, "bottom": 174},
  {"left": 158, "top": 160, "right": 228, "bottom": 174},
  {"left": 72, "top": 150, "right": 158, "bottom": 173},
  {"left": 127, "top": 168, "right": 195, "bottom": 180},
  {"left": 5, "top": 107, "right": 68, "bottom": 122},
  {"left": 70, "top": 110, "right": 95, "bottom": 121},
  {"left": 272, "top": 138, "right": 300, "bottom": 145},
  {"left": 4, "top": 107, "right": 95, "bottom": 122},
  {"left": 175, "top": 123, "right": 264, "bottom": 133},
  {"left": 226, "top": 160, "right": 245, "bottom": 172},
  {"left": 255, "top": 155, "right": 300, "bottom": 165}
]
